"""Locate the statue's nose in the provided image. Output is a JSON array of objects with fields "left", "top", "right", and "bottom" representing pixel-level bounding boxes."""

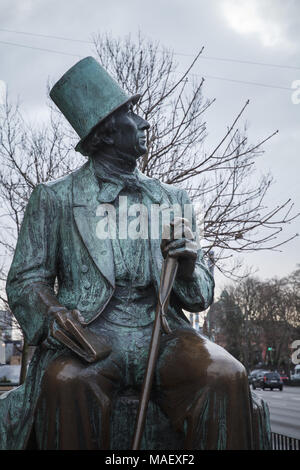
[{"left": 137, "top": 115, "right": 150, "bottom": 130}]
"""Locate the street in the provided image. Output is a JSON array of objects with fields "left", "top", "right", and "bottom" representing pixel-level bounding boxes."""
[{"left": 253, "top": 386, "right": 300, "bottom": 439}]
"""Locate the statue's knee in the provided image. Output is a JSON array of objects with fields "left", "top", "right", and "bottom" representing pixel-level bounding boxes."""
[
  {"left": 159, "top": 330, "right": 247, "bottom": 392},
  {"left": 42, "top": 356, "right": 84, "bottom": 391},
  {"left": 205, "top": 341, "right": 247, "bottom": 387},
  {"left": 158, "top": 329, "right": 210, "bottom": 387}
]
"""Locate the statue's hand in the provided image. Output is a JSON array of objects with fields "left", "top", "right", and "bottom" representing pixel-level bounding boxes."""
[
  {"left": 161, "top": 217, "right": 198, "bottom": 280},
  {"left": 44, "top": 308, "right": 84, "bottom": 350},
  {"left": 54, "top": 309, "right": 84, "bottom": 331}
]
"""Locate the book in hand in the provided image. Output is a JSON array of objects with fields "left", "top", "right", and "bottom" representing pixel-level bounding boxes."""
[{"left": 53, "top": 318, "right": 112, "bottom": 363}]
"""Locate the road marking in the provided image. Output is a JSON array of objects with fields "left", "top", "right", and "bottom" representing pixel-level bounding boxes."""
[
  {"left": 255, "top": 392, "right": 300, "bottom": 401},
  {"left": 254, "top": 392, "right": 282, "bottom": 399}
]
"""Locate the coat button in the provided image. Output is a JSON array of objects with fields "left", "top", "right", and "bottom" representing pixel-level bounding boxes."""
[
  {"left": 81, "top": 264, "right": 89, "bottom": 273},
  {"left": 84, "top": 281, "right": 91, "bottom": 289},
  {"left": 100, "top": 250, "right": 107, "bottom": 256}
]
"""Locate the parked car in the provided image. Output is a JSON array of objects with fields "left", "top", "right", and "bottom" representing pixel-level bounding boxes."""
[
  {"left": 0, "top": 365, "right": 21, "bottom": 386},
  {"left": 248, "top": 369, "right": 269, "bottom": 385},
  {"left": 280, "top": 374, "right": 290, "bottom": 385},
  {"left": 252, "top": 371, "right": 283, "bottom": 391},
  {"left": 248, "top": 370, "right": 258, "bottom": 384},
  {"left": 290, "top": 372, "right": 300, "bottom": 386}
]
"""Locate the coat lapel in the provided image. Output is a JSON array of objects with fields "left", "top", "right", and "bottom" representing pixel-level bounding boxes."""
[
  {"left": 72, "top": 160, "right": 115, "bottom": 287},
  {"left": 141, "top": 181, "right": 170, "bottom": 293},
  {"left": 72, "top": 159, "right": 168, "bottom": 290},
  {"left": 136, "top": 170, "right": 165, "bottom": 290}
]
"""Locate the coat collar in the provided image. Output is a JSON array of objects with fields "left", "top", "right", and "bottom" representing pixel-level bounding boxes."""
[
  {"left": 72, "top": 159, "right": 115, "bottom": 286},
  {"left": 72, "top": 158, "right": 163, "bottom": 205}
]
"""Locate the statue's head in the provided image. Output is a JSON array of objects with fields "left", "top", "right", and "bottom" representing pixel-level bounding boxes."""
[
  {"left": 81, "top": 100, "right": 149, "bottom": 160},
  {"left": 49, "top": 56, "right": 149, "bottom": 158}
]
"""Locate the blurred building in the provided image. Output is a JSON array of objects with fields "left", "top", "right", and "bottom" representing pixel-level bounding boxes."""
[
  {"left": 202, "top": 298, "right": 227, "bottom": 347},
  {"left": 184, "top": 250, "right": 216, "bottom": 335},
  {"left": 0, "top": 310, "right": 12, "bottom": 340},
  {"left": 0, "top": 310, "right": 22, "bottom": 365},
  {"left": 185, "top": 311, "right": 204, "bottom": 334}
]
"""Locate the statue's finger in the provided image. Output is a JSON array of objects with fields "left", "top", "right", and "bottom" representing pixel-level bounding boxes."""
[
  {"left": 72, "top": 309, "right": 84, "bottom": 323},
  {"left": 163, "top": 239, "right": 186, "bottom": 253},
  {"left": 168, "top": 246, "right": 198, "bottom": 259}
]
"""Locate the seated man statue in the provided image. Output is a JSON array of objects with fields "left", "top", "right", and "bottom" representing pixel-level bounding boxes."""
[{"left": 0, "top": 57, "right": 270, "bottom": 450}]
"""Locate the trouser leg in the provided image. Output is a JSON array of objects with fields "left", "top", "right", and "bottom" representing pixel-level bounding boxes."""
[
  {"left": 156, "top": 328, "right": 253, "bottom": 450},
  {"left": 35, "top": 352, "right": 122, "bottom": 450}
]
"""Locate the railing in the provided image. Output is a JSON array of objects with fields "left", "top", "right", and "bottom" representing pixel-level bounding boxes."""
[{"left": 271, "top": 432, "right": 300, "bottom": 450}]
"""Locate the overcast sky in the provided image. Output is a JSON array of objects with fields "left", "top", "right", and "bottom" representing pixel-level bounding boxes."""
[{"left": 0, "top": 0, "right": 299, "bottom": 290}]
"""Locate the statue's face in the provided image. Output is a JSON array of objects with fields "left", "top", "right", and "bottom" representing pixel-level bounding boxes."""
[{"left": 112, "top": 102, "right": 150, "bottom": 158}]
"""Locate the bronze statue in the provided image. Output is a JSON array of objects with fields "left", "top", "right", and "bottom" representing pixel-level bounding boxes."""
[{"left": 0, "top": 57, "right": 271, "bottom": 450}]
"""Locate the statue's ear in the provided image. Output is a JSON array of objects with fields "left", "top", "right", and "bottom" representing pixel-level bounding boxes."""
[{"left": 101, "top": 135, "right": 114, "bottom": 146}]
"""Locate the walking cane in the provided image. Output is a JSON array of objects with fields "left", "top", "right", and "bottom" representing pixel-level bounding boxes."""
[{"left": 131, "top": 255, "right": 178, "bottom": 450}]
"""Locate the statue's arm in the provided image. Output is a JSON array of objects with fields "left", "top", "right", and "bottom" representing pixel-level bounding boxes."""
[
  {"left": 171, "top": 189, "right": 215, "bottom": 312},
  {"left": 6, "top": 184, "right": 65, "bottom": 345}
]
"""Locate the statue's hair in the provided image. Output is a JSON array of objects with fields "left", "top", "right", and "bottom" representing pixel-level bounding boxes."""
[{"left": 81, "top": 114, "right": 117, "bottom": 157}]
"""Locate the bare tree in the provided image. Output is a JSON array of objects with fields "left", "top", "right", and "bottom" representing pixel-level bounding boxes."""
[
  {"left": 255, "top": 277, "right": 299, "bottom": 370},
  {"left": 93, "top": 32, "right": 299, "bottom": 278},
  {"left": 224, "top": 271, "right": 300, "bottom": 371},
  {"left": 204, "top": 282, "right": 265, "bottom": 371}
]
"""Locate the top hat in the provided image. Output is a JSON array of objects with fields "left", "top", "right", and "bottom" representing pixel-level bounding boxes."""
[{"left": 50, "top": 56, "right": 140, "bottom": 154}]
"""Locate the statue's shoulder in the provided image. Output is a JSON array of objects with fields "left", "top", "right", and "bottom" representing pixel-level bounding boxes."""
[
  {"left": 158, "top": 179, "right": 184, "bottom": 198},
  {"left": 137, "top": 170, "right": 184, "bottom": 201},
  {"left": 43, "top": 162, "right": 88, "bottom": 197}
]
